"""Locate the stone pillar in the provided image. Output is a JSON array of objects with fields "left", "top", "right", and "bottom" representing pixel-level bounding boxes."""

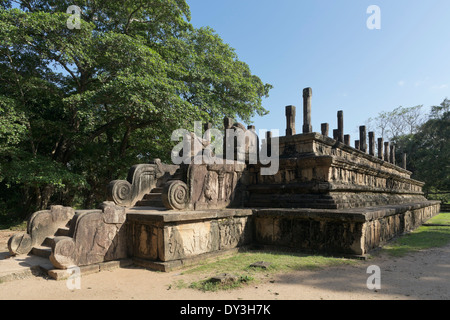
[
  {"left": 402, "top": 153, "right": 407, "bottom": 169},
  {"left": 333, "top": 129, "right": 338, "bottom": 141},
  {"left": 223, "top": 117, "right": 234, "bottom": 160},
  {"left": 337, "top": 111, "right": 344, "bottom": 143},
  {"left": 355, "top": 140, "right": 360, "bottom": 150},
  {"left": 266, "top": 131, "right": 272, "bottom": 158},
  {"left": 203, "top": 123, "right": 212, "bottom": 141},
  {"left": 390, "top": 144, "right": 396, "bottom": 164},
  {"left": 384, "top": 142, "right": 390, "bottom": 163},
  {"left": 378, "top": 138, "right": 384, "bottom": 160},
  {"left": 368, "top": 132, "right": 375, "bottom": 156},
  {"left": 344, "top": 135, "right": 351, "bottom": 146},
  {"left": 285, "top": 105, "right": 296, "bottom": 137},
  {"left": 224, "top": 117, "right": 233, "bottom": 130},
  {"left": 321, "top": 123, "right": 329, "bottom": 137},
  {"left": 203, "top": 122, "right": 212, "bottom": 131},
  {"left": 302, "top": 88, "right": 312, "bottom": 133},
  {"left": 359, "top": 126, "right": 367, "bottom": 153},
  {"left": 248, "top": 125, "right": 258, "bottom": 161}
]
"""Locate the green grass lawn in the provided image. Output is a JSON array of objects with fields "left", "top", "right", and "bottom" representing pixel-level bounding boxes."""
[
  {"left": 425, "top": 212, "right": 450, "bottom": 225},
  {"left": 174, "top": 251, "right": 358, "bottom": 292},
  {"left": 380, "top": 212, "right": 450, "bottom": 257},
  {"left": 177, "top": 212, "right": 450, "bottom": 292}
]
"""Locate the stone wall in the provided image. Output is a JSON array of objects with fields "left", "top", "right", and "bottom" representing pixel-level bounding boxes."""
[
  {"left": 126, "top": 209, "right": 253, "bottom": 266},
  {"left": 253, "top": 201, "right": 440, "bottom": 256},
  {"left": 362, "top": 201, "right": 441, "bottom": 253},
  {"left": 248, "top": 133, "right": 426, "bottom": 209},
  {"left": 123, "top": 200, "right": 439, "bottom": 270}
]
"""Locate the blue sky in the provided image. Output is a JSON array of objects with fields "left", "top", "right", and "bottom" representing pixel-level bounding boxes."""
[{"left": 188, "top": 0, "right": 450, "bottom": 139}]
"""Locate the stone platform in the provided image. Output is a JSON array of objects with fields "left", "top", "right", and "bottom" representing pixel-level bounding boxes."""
[
  {"left": 254, "top": 200, "right": 441, "bottom": 257},
  {"left": 4, "top": 87, "right": 443, "bottom": 274},
  {"left": 126, "top": 207, "right": 253, "bottom": 272},
  {"left": 125, "top": 200, "right": 440, "bottom": 271}
]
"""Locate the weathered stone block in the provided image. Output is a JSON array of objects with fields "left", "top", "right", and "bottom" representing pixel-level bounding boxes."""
[
  {"left": 49, "top": 203, "right": 128, "bottom": 269},
  {"left": 127, "top": 209, "right": 253, "bottom": 263}
]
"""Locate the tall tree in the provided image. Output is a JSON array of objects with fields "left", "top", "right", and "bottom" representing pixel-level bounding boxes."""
[
  {"left": 0, "top": 0, "right": 272, "bottom": 216},
  {"left": 365, "top": 105, "right": 426, "bottom": 141},
  {"left": 383, "top": 99, "right": 450, "bottom": 194}
]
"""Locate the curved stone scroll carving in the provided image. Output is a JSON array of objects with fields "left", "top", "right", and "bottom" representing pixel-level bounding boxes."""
[
  {"left": 108, "top": 159, "right": 179, "bottom": 207},
  {"left": 49, "top": 202, "right": 127, "bottom": 269},
  {"left": 8, "top": 205, "right": 75, "bottom": 256},
  {"left": 162, "top": 180, "right": 189, "bottom": 210},
  {"left": 108, "top": 164, "right": 158, "bottom": 207}
]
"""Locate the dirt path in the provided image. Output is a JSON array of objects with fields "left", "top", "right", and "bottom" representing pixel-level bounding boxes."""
[{"left": 1, "top": 230, "right": 449, "bottom": 300}]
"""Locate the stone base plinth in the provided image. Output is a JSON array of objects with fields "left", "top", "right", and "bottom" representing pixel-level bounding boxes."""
[
  {"left": 124, "top": 201, "right": 440, "bottom": 271},
  {"left": 126, "top": 208, "right": 253, "bottom": 269},
  {"left": 254, "top": 201, "right": 441, "bottom": 257}
]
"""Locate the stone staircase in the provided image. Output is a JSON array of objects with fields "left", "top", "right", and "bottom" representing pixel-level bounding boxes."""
[
  {"left": 28, "top": 188, "right": 167, "bottom": 260},
  {"left": 29, "top": 221, "right": 72, "bottom": 259},
  {"left": 134, "top": 187, "right": 165, "bottom": 208}
]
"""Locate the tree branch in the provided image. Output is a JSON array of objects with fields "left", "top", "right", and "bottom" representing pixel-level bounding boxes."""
[
  {"left": 89, "top": 117, "right": 126, "bottom": 140},
  {"left": 124, "top": 1, "right": 144, "bottom": 34}
]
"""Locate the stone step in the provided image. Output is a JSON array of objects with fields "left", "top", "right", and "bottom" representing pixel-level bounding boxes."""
[
  {"left": 135, "top": 199, "right": 164, "bottom": 207},
  {"left": 55, "top": 227, "right": 70, "bottom": 237},
  {"left": 42, "top": 236, "right": 56, "bottom": 248},
  {"left": 31, "top": 246, "right": 52, "bottom": 259},
  {"left": 151, "top": 187, "right": 163, "bottom": 194},
  {"left": 143, "top": 193, "right": 162, "bottom": 200}
]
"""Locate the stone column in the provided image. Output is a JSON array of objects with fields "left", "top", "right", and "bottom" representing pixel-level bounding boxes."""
[
  {"left": 355, "top": 140, "right": 360, "bottom": 150},
  {"left": 321, "top": 123, "right": 329, "bottom": 137},
  {"left": 378, "top": 138, "right": 384, "bottom": 160},
  {"left": 402, "top": 153, "right": 407, "bottom": 169},
  {"left": 359, "top": 126, "right": 367, "bottom": 153},
  {"left": 302, "top": 88, "right": 312, "bottom": 133},
  {"left": 266, "top": 131, "right": 272, "bottom": 158},
  {"left": 344, "top": 135, "right": 351, "bottom": 146},
  {"left": 203, "top": 123, "right": 212, "bottom": 141},
  {"left": 390, "top": 144, "right": 396, "bottom": 164},
  {"left": 224, "top": 117, "right": 233, "bottom": 130},
  {"left": 247, "top": 125, "right": 258, "bottom": 162},
  {"left": 368, "top": 132, "right": 375, "bottom": 156},
  {"left": 223, "top": 117, "right": 234, "bottom": 160},
  {"left": 384, "top": 142, "right": 390, "bottom": 163},
  {"left": 337, "top": 111, "right": 344, "bottom": 143},
  {"left": 285, "top": 105, "right": 296, "bottom": 137}
]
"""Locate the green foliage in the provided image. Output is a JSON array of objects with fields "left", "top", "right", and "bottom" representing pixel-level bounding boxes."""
[
  {"left": 366, "top": 99, "right": 450, "bottom": 194},
  {"left": 0, "top": 1, "right": 272, "bottom": 217},
  {"left": 393, "top": 100, "right": 450, "bottom": 193},
  {"left": 365, "top": 105, "right": 426, "bottom": 140},
  {"left": 0, "top": 97, "right": 27, "bottom": 147}
]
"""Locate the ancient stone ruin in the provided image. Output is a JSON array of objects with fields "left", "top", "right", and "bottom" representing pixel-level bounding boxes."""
[{"left": 7, "top": 88, "right": 441, "bottom": 274}]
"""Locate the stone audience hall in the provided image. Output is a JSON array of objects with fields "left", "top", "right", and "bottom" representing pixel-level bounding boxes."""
[{"left": 7, "top": 88, "right": 440, "bottom": 277}]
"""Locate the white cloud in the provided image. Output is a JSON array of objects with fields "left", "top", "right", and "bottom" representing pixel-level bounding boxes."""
[
  {"left": 415, "top": 76, "right": 430, "bottom": 87},
  {"left": 398, "top": 80, "right": 405, "bottom": 87},
  {"left": 430, "top": 83, "right": 449, "bottom": 90}
]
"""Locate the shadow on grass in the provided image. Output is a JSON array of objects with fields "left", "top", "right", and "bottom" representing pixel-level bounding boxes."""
[{"left": 176, "top": 249, "right": 359, "bottom": 292}]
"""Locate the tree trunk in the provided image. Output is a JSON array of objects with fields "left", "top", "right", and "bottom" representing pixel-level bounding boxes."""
[{"left": 40, "top": 185, "right": 54, "bottom": 211}]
